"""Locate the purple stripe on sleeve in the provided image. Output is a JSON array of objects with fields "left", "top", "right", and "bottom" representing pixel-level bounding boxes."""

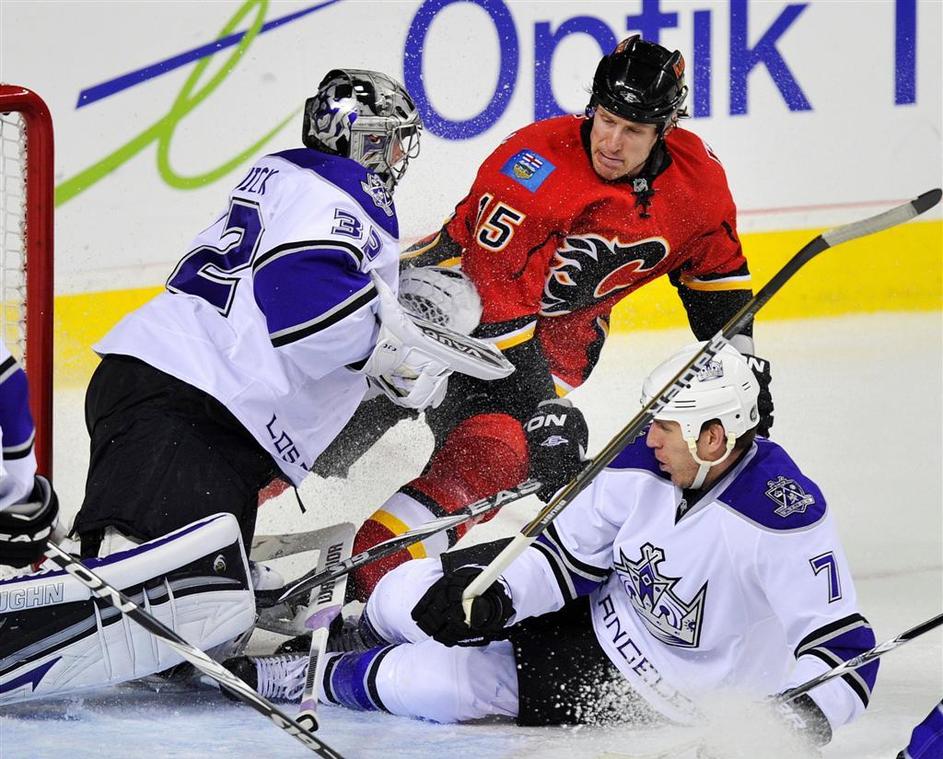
[{"left": 253, "top": 245, "right": 372, "bottom": 335}]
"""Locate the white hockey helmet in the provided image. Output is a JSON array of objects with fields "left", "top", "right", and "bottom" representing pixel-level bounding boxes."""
[
  {"left": 302, "top": 69, "right": 422, "bottom": 192},
  {"left": 398, "top": 266, "right": 483, "bottom": 335},
  {"left": 642, "top": 342, "right": 760, "bottom": 438},
  {"left": 641, "top": 342, "right": 759, "bottom": 486}
]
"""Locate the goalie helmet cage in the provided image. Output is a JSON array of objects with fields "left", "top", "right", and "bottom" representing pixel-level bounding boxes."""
[{"left": 0, "top": 84, "right": 54, "bottom": 477}]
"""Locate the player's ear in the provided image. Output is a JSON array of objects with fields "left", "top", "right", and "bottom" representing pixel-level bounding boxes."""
[{"left": 702, "top": 421, "right": 727, "bottom": 455}]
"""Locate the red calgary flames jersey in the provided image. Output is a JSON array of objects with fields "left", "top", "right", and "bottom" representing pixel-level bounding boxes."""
[{"left": 438, "top": 115, "right": 751, "bottom": 392}]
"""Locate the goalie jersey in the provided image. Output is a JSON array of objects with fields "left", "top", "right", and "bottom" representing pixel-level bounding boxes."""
[
  {"left": 501, "top": 433, "right": 877, "bottom": 728},
  {"left": 98, "top": 150, "right": 401, "bottom": 484}
]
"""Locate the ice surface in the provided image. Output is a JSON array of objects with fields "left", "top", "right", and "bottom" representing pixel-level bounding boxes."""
[{"left": 2, "top": 313, "right": 940, "bottom": 758}]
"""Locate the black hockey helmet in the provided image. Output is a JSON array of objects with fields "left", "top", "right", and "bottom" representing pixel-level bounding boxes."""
[{"left": 588, "top": 35, "right": 688, "bottom": 129}]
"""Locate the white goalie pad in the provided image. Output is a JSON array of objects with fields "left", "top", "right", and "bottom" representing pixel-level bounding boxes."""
[
  {"left": 0, "top": 512, "right": 255, "bottom": 704},
  {"left": 363, "top": 273, "right": 514, "bottom": 409}
]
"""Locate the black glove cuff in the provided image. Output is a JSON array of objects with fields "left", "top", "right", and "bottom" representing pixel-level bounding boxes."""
[
  {"left": 0, "top": 475, "right": 59, "bottom": 567},
  {"left": 776, "top": 693, "right": 833, "bottom": 747}
]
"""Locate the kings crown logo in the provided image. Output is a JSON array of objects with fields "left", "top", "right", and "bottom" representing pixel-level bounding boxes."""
[
  {"left": 613, "top": 543, "right": 707, "bottom": 648},
  {"left": 361, "top": 173, "right": 394, "bottom": 217}
]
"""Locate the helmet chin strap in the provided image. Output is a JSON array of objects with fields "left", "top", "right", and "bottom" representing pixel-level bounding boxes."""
[{"left": 685, "top": 434, "right": 736, "bottom": 489}]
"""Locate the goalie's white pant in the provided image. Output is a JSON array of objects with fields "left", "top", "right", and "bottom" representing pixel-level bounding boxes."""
[
  {"left": 0, "top": 512, "right": 255, "bottom": 704},
  {"left": 320, "top": 556, "right": 518, "bottom": 722}
]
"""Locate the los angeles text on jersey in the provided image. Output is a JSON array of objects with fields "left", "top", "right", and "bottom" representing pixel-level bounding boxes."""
[
  {"left": 596, "top": 592, "right": 696, "bottom": 718},
  {"left": 265, "top": 413, "right": 310, "bottom": 471}
]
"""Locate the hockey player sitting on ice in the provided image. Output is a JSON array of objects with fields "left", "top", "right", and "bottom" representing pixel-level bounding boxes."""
[
  {"left": 0, "top": 69, "right": 512, "bottom": 706},
  {"left": 228, "top": 344, "right": 876, "bottom": 750},
  {"left": 68, "top": 68, "right": 510, "bottom": 565},
  {"left": 312, "top": 36, "right": 776, "bottom": 602}
]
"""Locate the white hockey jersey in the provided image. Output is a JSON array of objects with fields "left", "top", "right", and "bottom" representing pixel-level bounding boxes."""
[
  {"left": 501, "top": 433, "right": 877, "bottom": 729},
  {"left": 0, "top": 342, "right": 37, "bottom": 510},
  {"left": 97, "top": 150, "right": 402, "bottom": 484}
]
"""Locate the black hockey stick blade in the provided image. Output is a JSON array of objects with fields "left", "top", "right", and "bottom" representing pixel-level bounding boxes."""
[
  {"left": 270, "top": 479, "right": 543, "bottom": 607},
  {"left": 44, "top": 542, "right": 345, "bottom": 758},
  {"left": 461, "top": 189, "right": 942, "bottom": 615},
  {"left": 778, "top": 611, "right": 943, "bottom": 703}
]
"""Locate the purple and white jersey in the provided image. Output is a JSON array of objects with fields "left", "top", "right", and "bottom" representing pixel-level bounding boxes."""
[
  {"left": 98, "top": 150, "right": 401, "bottom": 484},
  {"left": 501, "top": 434, "right": 877, "bottom": 728},
  {"left": 0, "top": 342, "right": 36, "bottom": 511}
]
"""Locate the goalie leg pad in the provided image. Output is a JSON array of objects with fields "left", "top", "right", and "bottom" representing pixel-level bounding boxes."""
[
  {"left": 0, "top": 512, "right": 255, "bottom": 704},
  {"left": 350, "top": 413, "right": 528, "bottom": 600}
]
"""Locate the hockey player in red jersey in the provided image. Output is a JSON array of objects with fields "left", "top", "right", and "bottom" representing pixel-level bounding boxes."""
[{"left": 335, "top": 35, "right": 775, "bottom": 600}]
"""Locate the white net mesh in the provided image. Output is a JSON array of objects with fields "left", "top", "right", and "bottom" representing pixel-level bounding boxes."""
[{"left": 0, "top": 108, "right": 28, "bottom": 363}]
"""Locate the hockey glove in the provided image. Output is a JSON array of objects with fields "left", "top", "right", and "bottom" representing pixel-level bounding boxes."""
[
  {"left": 773, "top": 693, "right": 833, "bottom": 747},
  {"left": 0, "top": 475, "right": 60, "bottom": 567},
  {"left": 743, "top": 354, "right": 774, "bottom": 437},
  {"left": 411, "top": 566, "right": 514, "bottom": 647},
  {"left": 524, "top": 398, "right": 589, "bottom": 503}
]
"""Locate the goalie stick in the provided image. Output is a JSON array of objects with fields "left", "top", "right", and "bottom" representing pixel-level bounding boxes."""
[
  {"left": 778, "top": 611, "right": 943, "bottom": 703},
  {"left": 462, "top": 188, "right": 943, "bottom": 622},
  {"left": 295, "top": 523, "right": 355, "bottom": 732},
  {"left": 266, "top": 479, "right": 543, "bottom": 609},
  {"left": 43, "top": 541, "right": 345, "bottom": 759},
  {"left": 251, "top": 524, "right": 349, "bottom": 562}
]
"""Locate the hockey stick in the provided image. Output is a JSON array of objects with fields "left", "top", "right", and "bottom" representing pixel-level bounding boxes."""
[
  {"left": 268, "top": 479, "right": 543, "bottom": 608},
  {"left": 462, "top": 188, "right": 943, "bottom": 621},
  {"left": 251, "top": 524, "right": 350, "bottom": 562},
  {"left": 43, "top": 541, "right": 345, "bottom": 759},
  {"left": 778, "top": 611, "right": 943, "bottom": 703},
  {"left": 296, "top": 523, "right": 355, "bottom": 732}
]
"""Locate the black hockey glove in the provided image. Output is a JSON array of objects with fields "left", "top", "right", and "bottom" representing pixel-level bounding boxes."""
[
  {"left": 743, "top": 354, "right": 774, "bottom": 437},
  {"left": 411, "top": 566, "right": 514, "bottom": 647},
  {"left": 524, "top": 398, "right": 589, "bottom": 503},
  {"left": 0, "top": 475, "right": 59, "bottom": 567},
  {"left": 773, "top": 693, "right": 833, "bottom": 747}
]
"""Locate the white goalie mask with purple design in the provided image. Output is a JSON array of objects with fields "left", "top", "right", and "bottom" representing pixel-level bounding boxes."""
[{"left": 302, "top": 69, "right": 422, "bottom": 193}]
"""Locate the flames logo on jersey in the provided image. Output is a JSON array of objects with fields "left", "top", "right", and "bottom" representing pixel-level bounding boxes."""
[
  {"left": 540, "top": 234, "right": 668, "bottom": 316},
  {"left": 613, "top": 542, "right": 707, "bottom": 648}
]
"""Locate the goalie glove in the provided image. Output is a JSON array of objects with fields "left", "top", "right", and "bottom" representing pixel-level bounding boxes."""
[
  {"left": 361, "top": 273, "right": 514, "bottom": 409},
  {"left": 411, "top": 565, "right": 514, "bottom": 647},
  {"left": 0, "top": 475, "right": 60, "bottom": 567},
  {"left": 524, "top": 399, "right": 589, "bottom": 503},
  {"left": 398, "top": 266, "right": 482, "bottom": 335}
]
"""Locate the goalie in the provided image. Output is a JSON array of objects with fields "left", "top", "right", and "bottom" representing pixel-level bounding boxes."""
[
  {"left": 1, "top": 67, "right": 513, "bottom": 705},
  {"left": 69, "top": 68, "right": 510, "bottom": 563}
]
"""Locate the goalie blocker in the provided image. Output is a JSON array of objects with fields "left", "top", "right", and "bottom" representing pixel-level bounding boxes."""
[{"left": 0, "top": 512, "right": 255, "bottom": 704}]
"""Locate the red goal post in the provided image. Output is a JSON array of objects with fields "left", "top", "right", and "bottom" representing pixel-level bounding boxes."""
[{"left": 0, "top": 84, "right": 54, "bottom": 477}]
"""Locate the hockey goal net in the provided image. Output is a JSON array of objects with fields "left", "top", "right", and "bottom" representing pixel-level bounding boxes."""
[{"left": 0, "top": 84, "right": 54, "bottom": 476}]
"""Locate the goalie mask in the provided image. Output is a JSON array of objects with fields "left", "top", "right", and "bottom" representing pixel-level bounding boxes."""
[
  {"left": 302, "top": 69, "right": 422, "bottom": 192},
  {"left": 641, "top": 343, "right": 759, "bottom": 488}
]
